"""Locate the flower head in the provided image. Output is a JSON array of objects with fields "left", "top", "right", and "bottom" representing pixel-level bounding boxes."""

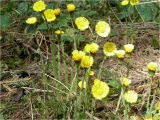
[
  {"left": 89, "top": 70, "right": 94, "bottom": 76},
  {"left": 72, "top": 50, "right": 85, "bottom": 61},
  {"left": 115, "top": 50, "right": 126, "bottom": 59},
  {"left": 147, "top": 62, "right": 158, "bottom": 71},
  {"left": 53, "top": 8, "right": 61, "bottom": 16},
  {"left": 103, "top": 42, "right": 117, "bottom": 56},
  {"left": 78, "top": 80, "right": 86, "bottom": 89},
  {"left": 80, "top": 55, "right": 93, "bottom": 68},
  {"left": 95, "top": 21, "right": 111, "bottom": 37},
  {"left": 121, "top": 77, "right": 131, "bottom": 86},
  {"left": 92, "top": 79, "right": 109, "bottom": 100},
  {"left": 54, "top": 30, "right": 64, "bottom": 35},
  {"left": 130, "top": 0, "right": 139, "bottom": 6},
  {"left": 67, "top": 4, "right": 75, "bottom": 12},
  {"left": 75, "top": 17, "right": 89, "bottom": 31},
  {"left": 26, "top": 17, "right": 37, "bottom": 24},
  {"left": 121, "top": 0, "right": 129, "bottom": 6},
  {"left": 43, "top": 9, "right": 56, "bottom": 22},
  {"left": 84, "top": 43, "right": 99, "bottom": 54},
  {"left": 124, "top": 44, "right": 134, "bottom": 53},
  {"left": 33, "top": 0, "right": 46, "bottom": 12},
  {"left": 124, "top": 90, "right": 138, "bottom": 103}
]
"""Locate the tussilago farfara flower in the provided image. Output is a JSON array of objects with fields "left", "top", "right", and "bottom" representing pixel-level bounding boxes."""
[
  {"left": 26, "top": 17, "right": 37, "bottom": 24},
  {"left": 92, "top": 79, "right": 109, "bottom": 100},
  {"left": 84, "top": 43, "right": 99, "bottom": 54},
  {"left": 78, "top": 80, "right": 86, "bottom": 89},
  {"left": 72, "top": 50, "right": 85, "bottom": 61},
  {"left": 67, "top": 4, "right": 75, "bottom": 12},
  {"left": 115, "top": 50, "right": 126, "bottom": 59},
  {"left": 54, "top": 30, "right": 64, "bottom": 35},
  {"left": 147, "top": 62, "right": 158, "bottom": 71},
  {"left": 43, "top": 9, "right": 56, "bottom": 22},
  {"left": 121, "top": 0, "right": 139, "bottom": 6},
  {"left": 33, "top": 0, "right": 46, "bottom": 12},
  {"left": 95, "top": 21, "right": 111, "bottom": 37},
  {"left": 121, "top": 77, "right": 131, "bottom": 86},
  {"left": 75, "top": 17, "right": 89, "bottom": 31},
  {"left": 130, "top": 0, "right": 139, "bottom": 6},
  {"left": 89, "top": 70, "right": 94, "bottom": 76},
  {"left": 80, "top": 55, "right": 93, "bottom": 68},
  {"left": 124, "top": 90, "right": 138, "bottom": 103},
  {"left": 103, "top": 42, "right": 117, "bottom": 57},
  {"left": 124, "top": 44, "right": 134, "bottom": 53},
  {"left": 121, "top": 0, "right": 129, "bottom": 6},
  {"left": 53, "top": 8, "right": 61, "bottom": 16}
]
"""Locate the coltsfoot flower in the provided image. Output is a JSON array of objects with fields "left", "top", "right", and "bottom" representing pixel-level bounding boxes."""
[
  {"left": 80, "top": 55, "right": 93, "bottom": 68},
  {"left": 43, "top": 9, "right": 56, "bottom": 22},
  {"left": 130, "top": 0, "right": 139, "bottom": 6},
  {"left": 78, "top": 80, "right": 86, "bottom": 89},
  {"left": 67, "top": 4, "right": 75, "bottom": 12},
  {"left": 147, "top": 62, "right": 158, "bottom": 71},
  {"left": 121, "top": 0, "right": 139, "bottom": 6},
  {"left": 72, "top": 50, "right": 85, "bottom": 61},
  {"left": 33, "top": 0, "right": 46, "bottom": 12},
  {"left": 121, "top": 77, "right": 131, "bottom": 86},
  {"left": 92, "top": 79, "right": 109, "bottom": 100},
  {"left": 75, "top": 17, "right": 89, "bottom": 31},
  {"left": 26, "top": 17, "right": 37, "bottom": 24},
  {"left": 95, "top": 21, "right": 111, "bottom": 37},
  {"left": 121, "top": 0, "right": 129, "bottom": 6},
  {"left": 115, "top": 50, "right": 126, "bottom": 59},
  {"left": 124, "top": 90, "right": 138, "bottom": 103},
  {"left": 84, "top": 43, "right": 99, "bottom": 54},
  {"left": 54, "top": 30, "right": 64, "bottom": 35},
  {"left": 89, "top": 70, "right": 94, "bottom": 76},
  {"left": 103, "top": 42, "right": 117, "bottom": 56},
  {"left": 124, "top": 44, "right": 134, "bottom": 53},
  {"left": 53, "top": 8, "right": 61, "bottom": 16}
]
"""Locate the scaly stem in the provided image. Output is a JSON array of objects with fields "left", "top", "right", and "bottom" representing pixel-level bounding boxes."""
[{"left": 97, "top": 56, "right": 106, "bottom": 79}]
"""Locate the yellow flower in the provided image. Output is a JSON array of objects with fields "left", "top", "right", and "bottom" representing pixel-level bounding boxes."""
[
  {"left": 124, "top": 44, "right": 134, "bottom": 53},
  {"left": 121, "top": 77, "right": 131, "bottom": 86},
  {"left": 78, "top": 80, "right": 86, "bottom": 89},
  {"left": 84, "top": 43, "right": 99, "bottom": 54},
  {"left": 54, "top": 30, "right": 64, "bottom": 35},
  {"left": 89, "top": 70, "right": 94, "bottom": 76},
  {"left": 95, "top": 21, "right": 111, "bottom": 37},
  {"left": 121, "top": 0, "right": 129, "bottom": 6},
  {"left": 43, "top": 9, "right": 56, "bottom": 22},
  {"left": 80, "top": 55, "right": 93, "bottom": 68},
  {"left": 84, "top": 44, "right": 90, "bottom": 53},
  {"left": 130, "top": 0, "right": 139, "bottom": 6},
  {"left": 75, "top": 17, "right": 89, "bottom": 31},
  {"left": 147, "top": 62, "right": 158, "bottom": 71},
  {"left": 103, "top": 42, "right": 117, "bottom": 56},
  {"left": 124, "top": 90, "right": 138, "bottom": 103},
  {"left": 115, "top": 50, "right": 126, "bottom": 59},
  {"left": 53, "top": 8, "right": 61, "bottom": 16},
  {"left": 92, "top": 79, "right": 109, "bottom": 100},
  {"left": 72, "top": 50, "right": 85, "bottom": 61},
  {"left": 67, "top": 4, "right": 76, "bottom": 12},
  {"left": 26, "top": 17, "right": 37, "bottom": 24},
  {"left": 33, "top": 0, "right": 46, "bottom": 12}
]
